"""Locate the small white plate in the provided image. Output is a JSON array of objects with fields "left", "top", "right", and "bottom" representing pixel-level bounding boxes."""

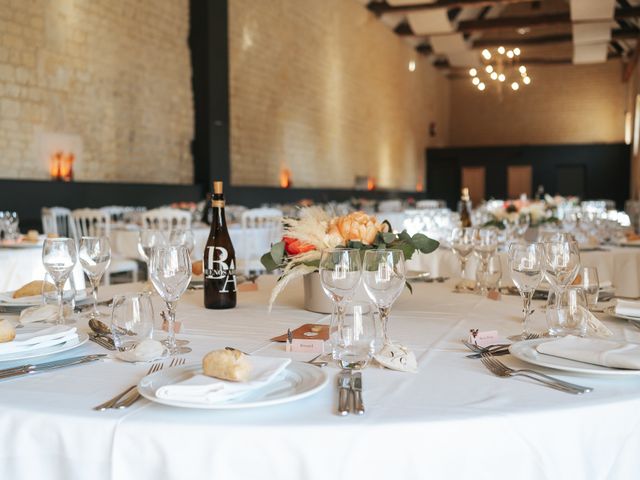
[
  {"left": 0, "top": 332, "right": 89, "bottom": 363},
  {"left": 604, "top": 305, "right": 640, "bottom": 323},
  {"left": 138, "top": 362, "right": 329, "bottom": 409},
  {"left": 509, "top": 338, "right": 640, "bottom": 376},
  {"left": 0, "top": 289, "right": 90, "bottom": 308}
]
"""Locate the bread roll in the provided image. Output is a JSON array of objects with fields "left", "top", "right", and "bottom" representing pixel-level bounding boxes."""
[
  {"left": 192, "top": 260, "right": 203, "bottom": 276},
  {"left": 202, "top": 349, "right": 251, "bottom": 382},
  {"left": 0, "top": 319, "right": 16, "bottom": 343},
  {"left": 25, "top": 230, "right": 39, "bottom": 242},
  {"left": 13, "top": 280, "right": 55, "bottom": 299}
]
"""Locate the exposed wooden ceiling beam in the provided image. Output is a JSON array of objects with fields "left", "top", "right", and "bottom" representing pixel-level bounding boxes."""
[
  {"left": 472, "top": 29, "right": 639, "bottom": 48},
  {"left": 623, "top": 37, "right": 640, "bottom": 81},
  {"left": 367, "top": 0, "right": 535, "bottom": 15},
  {"left": 435, "top": 52, "right": 623, "bottom": 70},
  {"left": 398, "top": 7, "right": 640, "bottom": 36}
]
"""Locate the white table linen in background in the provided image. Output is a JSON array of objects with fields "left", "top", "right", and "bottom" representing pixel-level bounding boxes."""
[
  {"left": 407, "top": 245, "right": 640, "bottom": 298},
  {"left": 0, "top": 278, "right": 640, "bottom": 479}
]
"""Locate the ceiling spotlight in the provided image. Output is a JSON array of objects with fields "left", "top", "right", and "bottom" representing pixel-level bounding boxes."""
[
  {"left": 469, "top": 68, "right": 477, "bottom": 77},
  {"left": 519, "top": 65, "right": 527, "bottom": 74},
  {"left": 498, "top": 73, "right": 506, "bottom": 82},
  {"left": 506, "top": 50, "right": 514, "bottom": 59},
  {"left": 513, "top": 48, "right": 521, "bottom": 56},
  {"left": 497, "top": 46, "right": 506, "bottom": 55},
  {"left": 490, "top": 72, "right": 498, "bottom": 80},
  {"left": 472, "top": 77, "right": 480, "bottom": 85},
  {"left": 478, "top": 82, "right": 486, "bottom": 91},
  {"left": 523, "top": 76, "right": 531, "bottom": 85},
  {"left": 482, "top": 49, "right": 491, "bottom": 60},
  {"left": 511, "top": 82, "right": 519, "bottom": 91},
  {"left": 485, "top": 65, "right": 494, "bottom": 73}
]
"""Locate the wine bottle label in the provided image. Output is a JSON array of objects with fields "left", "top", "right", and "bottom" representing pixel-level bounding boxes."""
[{"left": 204, "top": 246, "right": 237, "bottom": 293}]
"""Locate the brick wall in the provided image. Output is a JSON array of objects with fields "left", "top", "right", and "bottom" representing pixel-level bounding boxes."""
[
  {"left": 449, "top": 60, "right": 626, "bottom": 146},
  {"left": 228, "top": 0, "right": 450, "bottom": 190},
  {"left": 0, "top": 0, "right": 193, "bottom": 184}
]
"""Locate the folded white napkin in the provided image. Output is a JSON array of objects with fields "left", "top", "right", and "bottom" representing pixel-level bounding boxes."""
[
  {"left": 582, "top": 306, "right": 613, "bottom": 337},
  {"left": 115, "top": 339, "right": 166, "bottom": 363},
  {"left": 155, "top": 356, "right": 291, "bottom": 404},
  {"left": 537, "top": 335, "right": 640, "bottom": 369},
  {"left": 19, "top": 305, "right": 59, "bottom": 324},
  {"left": 615, "top": 300, "right": 640, "bottom": 318},
  {"left": 0, "top": 325, "right": 78, "bottom": 355},
  {"left": 374, "top": 344, "right": 418, "bottom": 373}
]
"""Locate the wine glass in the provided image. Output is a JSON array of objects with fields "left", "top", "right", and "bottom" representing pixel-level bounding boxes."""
[
  {"left": 476, "top": 254, "right": 502, "bottom": 294},
  {"left": 149, "top": 245, "right": 192, "bottom": 355},
  {"left": 450, "top": 227, "right": 474, "bottom": 280},
  {"left": 110, "top": 293, "right": 155, "bottom": 351},
  {"left": 508, "top": 243, "right": 543, "bottom": 341},
  {"left": 79, "top": 236, "right": 112, "bottom": 319},
  {"left": 546, "top": 287, "right": 589, "bottom": 337},
  {"left": 580, "top": 266, "right": 600, "bottom": 309},
  {"left": 541, "top": 240, "right": 581, "bottom": 295},
  {"left": 473, "top": 228, "right": 498, "bottom": 293},
  {"left": 138, "top": 230, "right": 166, "bottom": 290},
  {"left": 332, "top": 301, "right": 380, "bottom": 370},
  {"left": 168, "top": 229, "right": 195, "bottom": 255},
  {"left": 515, "top": 214, "right": 530, "bottom": 240},
  {"left": 362, "top": 249, "right": 406, "bottom": 347},
  {"left": 319, "top": 248, "right": 362, "bottom": 354},
  {"left": 42, "top": 238, "right": 77, "bottom": 325}
]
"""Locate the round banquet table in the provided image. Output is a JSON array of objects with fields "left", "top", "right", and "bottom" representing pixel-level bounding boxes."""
[
  {"left": 1, "top": 277, "right": 640, "bottom": 480},
  {"left": 407, "top": 245, "right": 640, "bottom": 298}
]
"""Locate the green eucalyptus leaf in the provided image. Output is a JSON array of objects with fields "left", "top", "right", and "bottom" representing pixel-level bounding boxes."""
[
  {"left": 260, "top": 252, "right": 279, "bottom": 272},
  {"left": 411, "top": 233, "right": 440, "bottom": 254},
  {"left": 381, "top": 232, "right": 396, "bottom": 244},
  {"left": 398, "top": 230, "right": 412, "bottom": 242},
  {"left": 270, "top": 241, "right": 286, "bottom": 265}
]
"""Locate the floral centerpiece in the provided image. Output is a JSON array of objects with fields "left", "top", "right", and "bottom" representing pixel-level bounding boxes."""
[
  {"left": 484, "top": 199, "right": 558, "bottom": 229},
  {"left": 260, "top": 207, "right": 439, "bottom": 308}
]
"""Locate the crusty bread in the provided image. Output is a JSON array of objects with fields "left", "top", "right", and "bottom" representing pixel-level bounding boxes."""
[
  {"left": 25, "top": 230, "right": 39, "bottom": 242},
  {"left": 13, "top": 280, "right": 55, "bottom": 299},
  {"left": 202, "top": 349, "right": 251, "bottom": 382},
  {"left": 0, "top": 319, "right": 16, "bottom": 343},
  {"left": 192, "top": 260, "right": 203, "bottom": 276}
]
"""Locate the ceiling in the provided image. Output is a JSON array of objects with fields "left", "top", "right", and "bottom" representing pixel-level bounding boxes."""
[{"left": 358, "top": 0, "right": 640, "bottom": 75}]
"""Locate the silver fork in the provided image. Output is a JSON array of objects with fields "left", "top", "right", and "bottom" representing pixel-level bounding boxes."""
[
  {"left": 480, "top": 353, "right": 592, "bottom": 395},
  {"left": 93, "top": 362, "right": 163, "bottom": 411},
  {"left": 113, "top": 357, "right": 186, "bottom": 409}
]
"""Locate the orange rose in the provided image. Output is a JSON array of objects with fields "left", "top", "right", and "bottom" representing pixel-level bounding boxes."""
[
  {"left": 283, "top": 236, "right": 316, "bottom": 255},
  {"left": 328, "top": 212, "right": 389, "bottom": 245}
]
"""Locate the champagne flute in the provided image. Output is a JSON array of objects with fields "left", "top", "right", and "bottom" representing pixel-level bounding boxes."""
[
  {"left": 149, "top": 245, "right": 192, "bottom": 355},
  {"left": 138, "top": 229, "right": 166, "bottom": 291},
  {"left": 79, "top": 236, "right": 111, "bottom": 319},
  {"left": 362, "top": 249, "right": 406, "bottom": 347},
  {"left": 508, "top": 243, "right": 543, "bottom": 340},
  {"left": 319, "top": 249, "right": 362, "bottom": 356},
  {"left": 450, "top": 227, "right": 474, "bottom": 280},
  {"left": 42, "top": 238, "right": 77, "bottom": 325}
]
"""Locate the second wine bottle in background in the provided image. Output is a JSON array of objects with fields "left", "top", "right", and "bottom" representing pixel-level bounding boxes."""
[{"left": 204, "top": 181, "right": 237, "bottom": 309}]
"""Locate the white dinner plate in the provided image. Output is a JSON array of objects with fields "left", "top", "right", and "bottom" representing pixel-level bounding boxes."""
[
  {"left": 0, "top": 332, "right": 89, "bottom": 363},
  {"left": 509, "top": 338, "right": 640, "bottom": 376},
  {"left": 138, "top": 362, "right": 329, "bottom": 409},
  {"left": 0, "top": 289, "right": 90, "bottom": 308},
  {"left": 0, "top": 241, "right": 42, "bottom": 249},
  {"left": 604, "top": 305, "right": 640, "bottom": 324}
]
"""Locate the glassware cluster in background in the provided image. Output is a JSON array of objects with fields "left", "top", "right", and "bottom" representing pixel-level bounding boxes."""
[
  {"left": 319, "top": 248, "right": 406, "bottom": 369},
  {"left": 0, "top": 211, "right": 20, "bottom": 241}
]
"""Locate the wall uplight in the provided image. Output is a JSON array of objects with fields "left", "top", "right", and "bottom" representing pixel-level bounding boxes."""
[{"left": 408, "top": 60, "right": 416, "bottom": 72}]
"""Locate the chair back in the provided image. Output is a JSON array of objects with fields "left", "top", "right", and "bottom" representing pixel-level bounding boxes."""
[
  {"left": 41, "top": 207, "right": 77, "bottom": 238},
  {"left": 416, "top": 199, "right": 445, "bottom": 209},
  {"left": 378, "top": 200, "right": 402, "bottom": 213},
  {"left": 71, "top": 208, "right": 111, "bottom": 241},
  {"left": 241, "top": 208, "right": 282, "bottom": 229},
  {"left": 141, "top": 208, "right": 191, "bottom": 231}
]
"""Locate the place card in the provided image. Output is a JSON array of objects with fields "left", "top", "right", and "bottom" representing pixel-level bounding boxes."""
[
  {"left": 271, "top": 324, "right": 329, "bottom": 342},
  {"left": 468, "top": 329, "right": 499, "bottom": 347},
  {"left": 285, "top": 338, "right": 325, "bottom": 354},
  {"left": 162, "top": 319, "right": 182, "bottom": 333}
]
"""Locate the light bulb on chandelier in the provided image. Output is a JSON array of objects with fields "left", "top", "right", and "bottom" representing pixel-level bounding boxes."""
[
  {"left": 523, "top": 76, "right": 531, "bottom": 85},
  {"left": 490, "top": 72, "right": 498, "bottom": 80},
  {"left": 469, "top": 68, "right": 477, "bottom": 77},
  {"left": 478, "top": 82, "right": 486, "bottom": 91},
  {"left": 511, "top": 82, "right": 520, "bottom": 91},
  {"left": 472, "top": 77, "right": 480, "bottom": 85}
]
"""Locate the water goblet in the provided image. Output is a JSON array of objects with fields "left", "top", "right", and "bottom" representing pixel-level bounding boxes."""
[
  {"left": 149, "top": 245, "right": 192, "bottom": 355},
  {"left": 332, "top": 301, "right": 380, "bottom": 370},
  {"left": 42, "top": 272, "right": 77, "bottom": 321},
  {"left": 580, "top": 266, "right": 600, "bottom": 309},
  {"left": 362, "top": 249, "right": 406, "bottom": 347},
  {"left": 541, "top": 240, "right": 581, "bottom": 295},
  {"left": 168, "top": 229, "right": 195, "bottom": 255},
  {"left": 79, "top": 236, "right": 112, "bottom": 319},
  {"left": 508, "top": 242, "right": 543, "bottom": 341},
  {"left": 138, "top": 229, "right": 166, "bottom": 290},
  {"left": 42, "top": 238, "right": 77, "bottom": 325},
  {"left": 476, "top": 254, "right": 502, "bottom": 295},
  {"left": 546, "top": 287, "right": 589, "bottom": 337},
  {"left": 450, "top": 227, "right": 474, "bottom": 280},
  {"left": 110, "top": 293, "right": 155, "bottom": 352}
]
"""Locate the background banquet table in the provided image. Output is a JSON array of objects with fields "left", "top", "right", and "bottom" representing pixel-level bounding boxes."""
[{"left": 1, "top": 277, "right": 640, "bottom": 480}]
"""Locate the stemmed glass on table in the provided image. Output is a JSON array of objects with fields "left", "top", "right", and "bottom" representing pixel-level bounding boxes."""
[
  {"left": 362, "top": 249, "right": 406, "bottom": 347},
  {"left": 149, "top": 245, "right": 192, "bottom": 355},
  {"left": 473, "top": 228, "right": 498, "bottom": 294},
  {"left": 508, "top": 243, "right": 543, "bottom": 340},
  {"left": 138, "top": 229, "right": 166, "bottom": 291},
  {"left": 42, "top": 238, "right": 78, "bottom": 325},
  {"left": 450, "top": 227, "right": 474, "bottom": 280},
  {"left": 319, "top": 249, "right": 363, "bottom": 358},
  {"left": 168, "top": 229, "right": 195, "bottom": 255},
  {"left": 78, "top": 236, "right": 111, "bottom": 319}
]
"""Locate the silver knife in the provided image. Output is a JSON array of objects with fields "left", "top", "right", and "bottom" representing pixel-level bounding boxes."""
[
  {"left": 0, "top": 354, "right": 106, "bottom": 380},
  {"left": 351, "top": 372, "right": 364, "bottom": 415},
  {"left": 337, "top": 370, "right": 352, "bottom": 416}
]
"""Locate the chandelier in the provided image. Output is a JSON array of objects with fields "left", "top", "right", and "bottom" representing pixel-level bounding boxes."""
[{"left": 469, "top": 47, "right": 531, "bottom": 93}]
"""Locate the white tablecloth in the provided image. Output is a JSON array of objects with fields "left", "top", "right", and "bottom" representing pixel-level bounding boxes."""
[
  {"left": 1, "top": 276, "right": 640, "bottom": 479},
  {"left": 407, "top": 245, "right": 640, "bottom": 298}
]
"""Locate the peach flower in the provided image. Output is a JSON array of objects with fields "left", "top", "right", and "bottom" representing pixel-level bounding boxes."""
[{"left": 328, "top": 211, "right": 389, "bottom": 245}]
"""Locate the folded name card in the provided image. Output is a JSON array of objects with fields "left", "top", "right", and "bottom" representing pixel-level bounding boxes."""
[
  {"left": 468, "top": 329, "right": 499, "bottom": 347},
  {"left": 271, "top": 324, "right": 329, "bottom": 342},
  {"left": 285, "top": 338, "right": 325, "bottom": 354}
]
